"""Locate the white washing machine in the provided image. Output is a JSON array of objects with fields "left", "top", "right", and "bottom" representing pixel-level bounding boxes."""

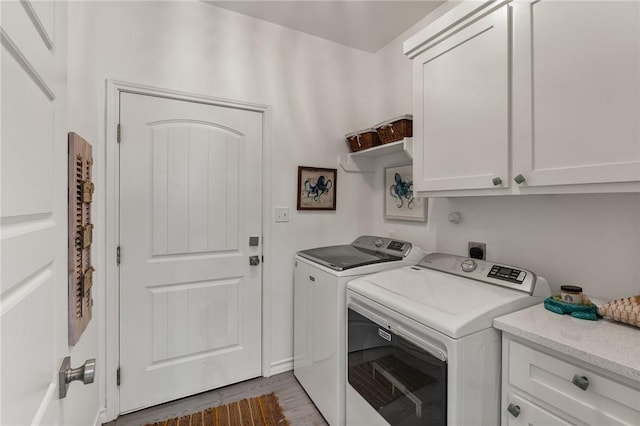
[
  {"left": 346, "top": 253, "right": 551, "bottom": 426},
  {"left": 294, "top": 236, "right": 424, "bottom": 426}
]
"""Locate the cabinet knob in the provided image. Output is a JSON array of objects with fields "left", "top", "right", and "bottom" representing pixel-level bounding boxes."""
[
  {"left": 507, "top": 403, "right": 521, "bottom": 418},
  {"left": 514, "top": 174, "right": 526, "bottom": 184},
  {"left": 572, "top": 374, "right": 589, "bottom": 391},
  {"left": 492, "top": 177, "right": 503, "bottom": 186}
]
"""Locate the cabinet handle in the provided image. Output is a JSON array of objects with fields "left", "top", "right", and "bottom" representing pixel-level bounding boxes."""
[
  {"left": 572, "top": 374, "right": 589, "bottom": 391},
  {"left": 514, "top": 174, "right": 526, "bottom": 184},
  {"left": 507, "top": 403, "right": 521, "bottom": 418},
  {"left": 492, "top": 177, "right": 503, "bottom": 186}
]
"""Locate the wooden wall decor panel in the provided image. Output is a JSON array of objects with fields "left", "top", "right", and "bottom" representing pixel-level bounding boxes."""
[{"left": 68, "top": 132, "right": 94, "bottom": 346}]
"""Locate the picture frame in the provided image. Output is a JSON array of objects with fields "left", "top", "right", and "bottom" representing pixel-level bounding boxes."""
[
  {"left": 297, "top": 166, "right": 337, "bottom": 210},
  {"left": 384, "top": 164, "right": 427, "bottom": 222}
]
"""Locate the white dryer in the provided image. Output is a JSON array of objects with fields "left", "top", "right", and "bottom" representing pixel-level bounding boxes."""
[
  {"left": 294, "top": 236, "right": 424, "bottom": 426},
  {"left": 346, "top": 253, "right": 551, "bottom": 426}
]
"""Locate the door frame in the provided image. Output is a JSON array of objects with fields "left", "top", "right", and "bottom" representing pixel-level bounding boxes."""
[{"left": 104, "top": 79, "right": 272, "bottom": 421}]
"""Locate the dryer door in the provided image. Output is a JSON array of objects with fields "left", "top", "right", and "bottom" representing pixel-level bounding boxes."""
[{"left": 347, "top": 307, "right": 447, "bottom": 426}]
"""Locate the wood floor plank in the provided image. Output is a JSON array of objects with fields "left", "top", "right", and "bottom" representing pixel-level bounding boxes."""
[{"left": 103, "top": 371, "right": 328, "bottom": 426}]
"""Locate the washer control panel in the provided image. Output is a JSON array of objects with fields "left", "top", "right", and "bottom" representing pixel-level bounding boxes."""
[
  {"left": 352, "top": 235, "right": 412, "bottom": 257},
  {"left": 417, "top": 253, "right": 537, "bottom": 294},
  {"left": 488, "top": 265, "right": 526, "bottom": 283}
]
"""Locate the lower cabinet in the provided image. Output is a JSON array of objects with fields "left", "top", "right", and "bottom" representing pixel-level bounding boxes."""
[
  {"left": 502, "top": 336, "right": 640, "bottom": 426},
  {"left": 505, "top": 393, "right": 572, "bottom": 426}
]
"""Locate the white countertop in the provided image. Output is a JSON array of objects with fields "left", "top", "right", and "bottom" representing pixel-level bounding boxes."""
[{"left": 494, "top": 304, "right": 640, "bottom": 382}]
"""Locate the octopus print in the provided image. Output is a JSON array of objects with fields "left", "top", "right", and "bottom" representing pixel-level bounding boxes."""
[
  {"left": 304, "top": 175, "right": 333, "bottom": 202},
  {"left": 389, "top": 172, "right": 414, "bottom": 209}
]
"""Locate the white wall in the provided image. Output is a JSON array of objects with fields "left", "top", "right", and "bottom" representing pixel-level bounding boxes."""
[
  {"left": 67, "top": 1, "right": 380, "bottom": 408},
  {"left": 370, "top": 2, "right": 640, "bottom": 301},
  {"left": 66, "top": 1, "right": 640, "bottom": 419},
  {"left": 367, "top": 1, "right": 458, "bottom": 252},
  {"left": 433, "top": 194, "right": 640, "bottom": 300},
  {"left": 66, "top": 2, "right": 103, "bottom": 424}
]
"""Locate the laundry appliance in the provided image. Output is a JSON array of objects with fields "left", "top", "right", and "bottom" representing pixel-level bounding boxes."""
[
  {"left": 346, "top": 253, "right": 551, "bottom": 425},
  {"left": 294, "top": 236, "right": 424, "bottom": 425}
]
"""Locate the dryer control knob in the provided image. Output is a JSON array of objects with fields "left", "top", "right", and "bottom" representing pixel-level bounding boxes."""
[
  {"left": 374, "top": 239, "right": 384, "bottom": 248},
  {"left": 461, "top": 259, "right": 477, "bottom": 272}
]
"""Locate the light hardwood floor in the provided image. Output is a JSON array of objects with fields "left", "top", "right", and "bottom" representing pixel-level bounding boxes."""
[{"left": 103, "top": 371, "right": 328, "bottom": 425}]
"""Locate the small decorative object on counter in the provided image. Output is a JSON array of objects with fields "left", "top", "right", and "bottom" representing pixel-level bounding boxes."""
[
  {"left": 560, "top": 285, "right": 583, "bottom": 304},
  {"left": 345, "top": 128, "right": 381, "bottom": 152},
  {"left": 598, "top": 295, "right": 640, "bottom": 328},
  {"left": 544, "top": 290, "right": 598, "bottom": 320},
  {"left": 374, "top": 115, "right": 413, "bottom": 144}
]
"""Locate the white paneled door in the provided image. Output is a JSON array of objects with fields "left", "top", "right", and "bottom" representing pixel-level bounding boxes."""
[
  {"left": 118, "top": 93, "right": 263, "bottom": 413},
  {"left": 1, "top": 1, "right": 82, "bottom": 425}
]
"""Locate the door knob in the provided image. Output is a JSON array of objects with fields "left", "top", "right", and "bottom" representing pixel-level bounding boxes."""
[
  {"left": 514, "top": 174, "right": 526, "bottom": 184},
  {"left": 59, "top": 356, "right": 96, "bottom": 398},
  {"left": 249, "top": 255, "right": 260, "bottom": 266},
  {"left": 492, "top": 177, "right": 502, "bottom": 186}
]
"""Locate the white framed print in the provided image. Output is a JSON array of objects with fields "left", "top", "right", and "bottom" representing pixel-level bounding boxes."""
[{"left": 384, "top": 164, "right": 427, "bottom": 222}]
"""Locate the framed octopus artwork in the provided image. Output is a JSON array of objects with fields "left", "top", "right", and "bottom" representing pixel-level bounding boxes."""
[
  {"left": 297, "top": 166, "right": 337, "bottom": 210},
  {"left": 384, "top": 164, "right": 427, "bottom": 222}
]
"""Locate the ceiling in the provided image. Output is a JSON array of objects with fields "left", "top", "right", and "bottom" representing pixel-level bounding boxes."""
[{"left": 205, "top": 1, "right": 445, "bottom": 53}]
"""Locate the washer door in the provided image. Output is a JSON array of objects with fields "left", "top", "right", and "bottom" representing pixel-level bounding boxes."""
[
  {"left": 347, "top": 307, "right": 447, "bottom": 426},
  {"left": 297, "top": 245, "right": 400, "bottom": 271}
]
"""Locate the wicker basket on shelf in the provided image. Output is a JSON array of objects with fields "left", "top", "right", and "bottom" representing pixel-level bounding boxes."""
[
  {"left": 374, "top": 115, "right": 413, "bottom": 144},
  {"left": 345, "top": 128, "right": 381, "bottom": 152},
  {"left": 598, "top": 295, "right": 640, "bottom": 327}
]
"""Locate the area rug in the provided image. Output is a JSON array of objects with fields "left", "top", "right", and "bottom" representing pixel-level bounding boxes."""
[{"left": 145, "top": 392, "right": 290, "bottom": 426}]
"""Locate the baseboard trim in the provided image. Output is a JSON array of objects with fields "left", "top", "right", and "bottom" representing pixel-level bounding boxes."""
[
  {"left": 269, "top": 357, "right": 293, "bottom": 376},
  {"left": 94, "top": 408, "right": 107, "bottom": 426}
]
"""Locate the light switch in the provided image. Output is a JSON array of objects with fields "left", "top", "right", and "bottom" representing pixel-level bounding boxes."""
[{"left": 275, "top": 207, "right": 290, "bottom": 223}]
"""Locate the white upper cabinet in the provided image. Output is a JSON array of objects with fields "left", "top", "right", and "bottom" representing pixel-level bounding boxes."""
[
  {"left": 409, "top": 2, "right": 511, "bottom": 192},
  {"left": 512, "top": 0, "right": 640, "bottom": 188},
  {"left": 405, "top": 0, "right": 640, "bottom": 196}
]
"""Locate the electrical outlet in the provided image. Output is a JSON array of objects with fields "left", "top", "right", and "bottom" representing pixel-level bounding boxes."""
[{"left": 468, "top": 241, "right": 486, "bottom": 260}]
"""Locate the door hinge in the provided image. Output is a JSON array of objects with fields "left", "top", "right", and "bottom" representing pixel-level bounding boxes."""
[
  {"left": 116, "top": 367, "right": 121, "bottom": 386},
  {"left": 116, "top": 246, "right": 121, "bottom": 265},
  {"left": 117, "top": 123, "right": 121, "bottom": 143}
]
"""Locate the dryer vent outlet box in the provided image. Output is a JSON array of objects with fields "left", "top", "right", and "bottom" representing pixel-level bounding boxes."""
[{"left": 468, "top": 242, "right": 486, "bottom": 260}]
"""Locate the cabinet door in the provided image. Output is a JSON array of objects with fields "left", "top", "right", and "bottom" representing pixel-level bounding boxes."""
[
  {"left": 508, "top": 339, "right": 640, "bottom": 426},
  {"left": 505, "top": 393, "right": 573, "bottom": 426},
  {"left": 512, "top": 0, "right": 640, "bottom": 187},
  {"left": 412, "top": 4, "right": 510, "bottom": 192}
]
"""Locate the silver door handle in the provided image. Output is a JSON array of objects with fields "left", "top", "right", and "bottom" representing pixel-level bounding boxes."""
[
  {"left": 249, "top": 255, "right": 260, "bottom": 266},
  {"left": 59, "top": 356, "right": 95, "bottom": 398}
]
